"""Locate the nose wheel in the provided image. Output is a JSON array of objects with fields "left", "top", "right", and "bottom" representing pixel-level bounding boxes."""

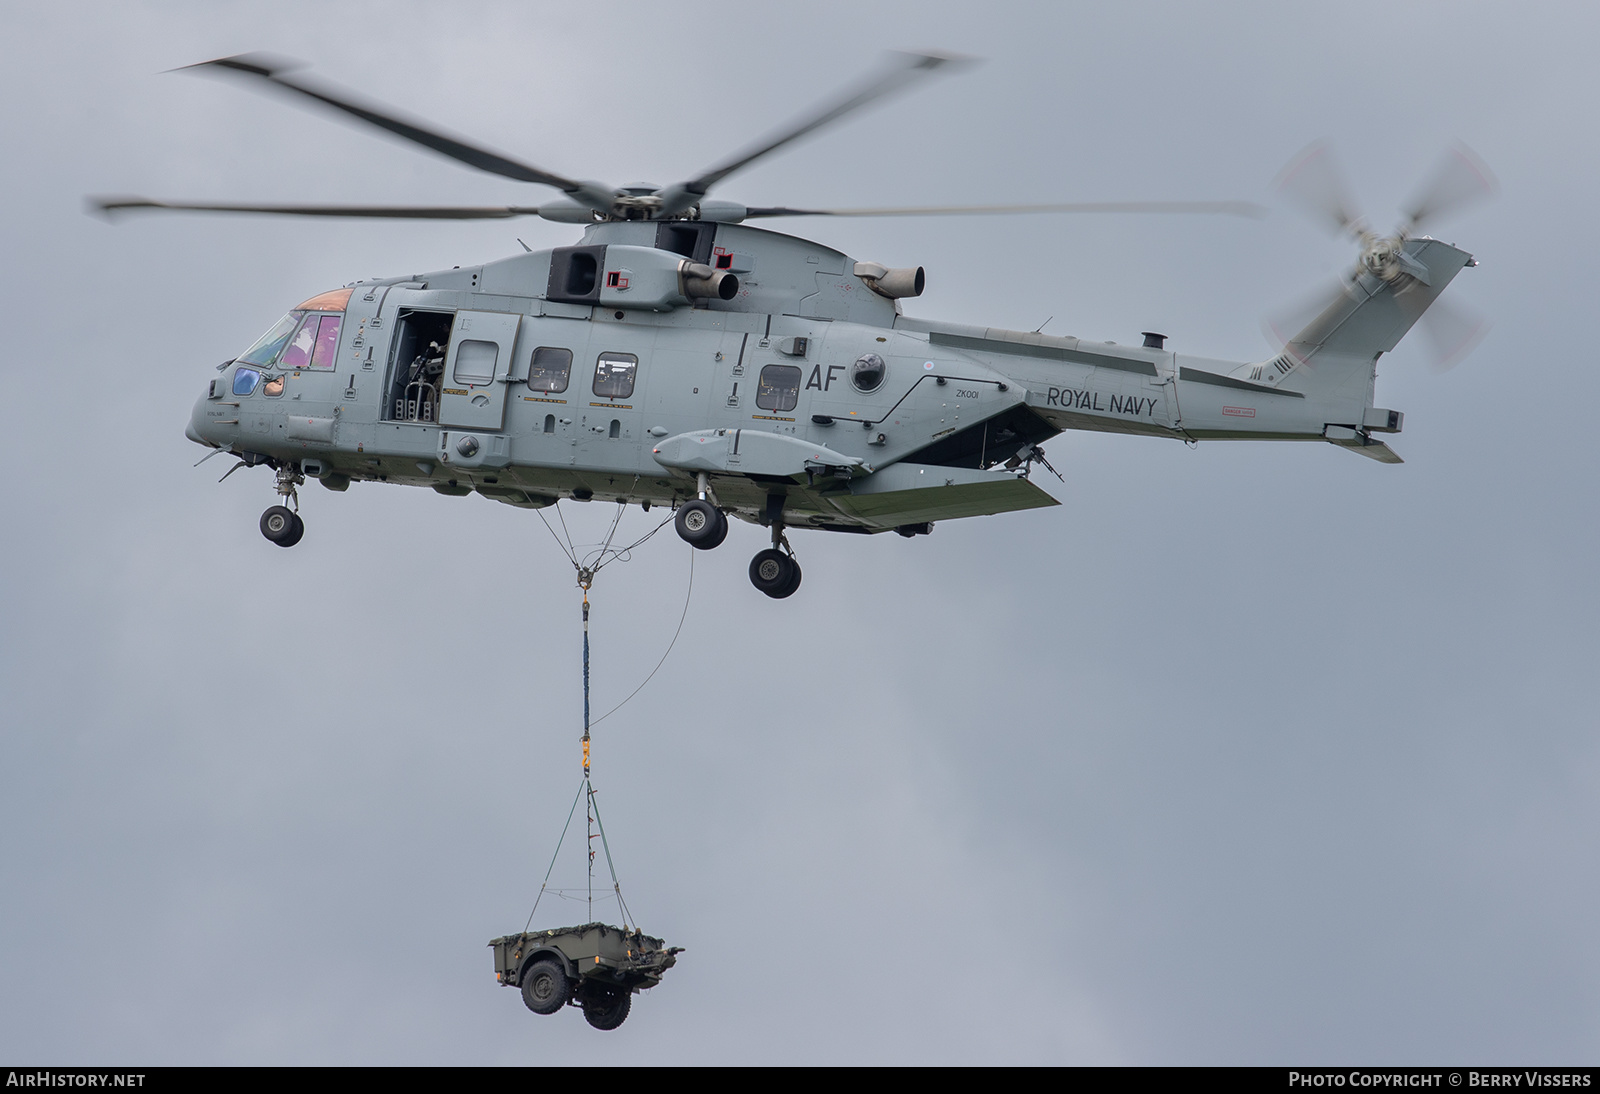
[
  {"left": 259, "top": 463, "right": 307, "bottom": 547},
  {"left": 260, "top": 505, "right": 304, "bottom": 547}
]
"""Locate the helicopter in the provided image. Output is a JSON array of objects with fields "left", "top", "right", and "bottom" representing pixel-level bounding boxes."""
[{"left": 96, "top": 52, "right": 1489, "bottom": 599}]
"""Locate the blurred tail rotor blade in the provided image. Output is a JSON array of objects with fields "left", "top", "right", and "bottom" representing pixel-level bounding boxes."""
[
  {"left": 1399, "top": 141, "right": 1498, "bottom": 236},
  {"left": 1274, "top": 140, "right": 1367, "bottom": 241},
  {"left": 1261, "top": 277, "right": 1355, "bottom": 357},
  {"left": 1418, "top": 294, "right": 1491, "bottom": 372}
]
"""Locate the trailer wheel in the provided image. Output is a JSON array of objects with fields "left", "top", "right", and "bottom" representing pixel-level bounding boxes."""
[
  {"left": 520, "top": 959, "right": 569, "bottom": 1016},
  {"left": 582, "top": 987, "right": 631, "bottom": 1031}
]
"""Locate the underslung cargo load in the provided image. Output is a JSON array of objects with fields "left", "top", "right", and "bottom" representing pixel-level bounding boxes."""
[
  {"left": 491, "top": 923, "right": 681, "bottom": 1031},
  {"left": 491, "top": 562, "right": 684, "bottom": 1031}
]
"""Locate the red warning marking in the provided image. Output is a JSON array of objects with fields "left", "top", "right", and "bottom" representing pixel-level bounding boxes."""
[{"left": 1223, "top": 406, "right": 1256, "bottom": 418}]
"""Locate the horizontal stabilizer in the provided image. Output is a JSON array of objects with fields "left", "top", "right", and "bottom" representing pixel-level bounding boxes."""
[{"left": 1325, "top": 425, "right": 1402, "bottom": 463}]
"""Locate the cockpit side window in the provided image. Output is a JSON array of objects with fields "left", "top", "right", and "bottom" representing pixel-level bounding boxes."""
[
  {"left": 279, "top": 313, "right": 321, "bottom": 370},
  {"left": 231, "top": 368, "right": 260, "bottom": 397},
  {"left": 310, "top": 315, "right": 342, "bottom": 370},
  {"left": 238, "top": 311, "right": 305, "bottom": 366}
]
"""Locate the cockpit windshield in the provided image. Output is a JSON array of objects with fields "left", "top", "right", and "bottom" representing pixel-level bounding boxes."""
[
  {"left": 238, "top": 311, "right": 304, "bottom": 366},
  {"left": 236, "top": 293, "right": 347, "bottom": 370}
]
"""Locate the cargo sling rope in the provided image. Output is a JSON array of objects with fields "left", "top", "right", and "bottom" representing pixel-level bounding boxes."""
[{"left": 523, "top": 500, "right": 695, "bottom": 930}]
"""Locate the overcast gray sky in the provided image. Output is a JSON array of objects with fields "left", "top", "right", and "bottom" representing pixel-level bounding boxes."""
[{"left": 2, "top": 0, "right": 1598, "bottom": 1065}]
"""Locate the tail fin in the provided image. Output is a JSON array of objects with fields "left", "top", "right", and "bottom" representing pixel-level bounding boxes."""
[{"left": 1245, "top": 237, "right": 1474, "bottom": 389}]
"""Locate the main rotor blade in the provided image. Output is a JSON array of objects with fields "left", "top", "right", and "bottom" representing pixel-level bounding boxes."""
[
  {"left": 91, "top": 197, "right": 544, "bottom": 220},
  {"left": 665, "top": 51, "right": 970, "bottom": 207},
  {"left": 178, "top": 54, "right": 614, "bottom": 209},
  {"left": 742, "top": 200, "right": 1267, "bottom": 219},
  {"left": 1274, "top": 140, "right": 1367, "bottom": 241},
  {"left": 1400, "top": 142, "right": 1497, "bottom": 236}
]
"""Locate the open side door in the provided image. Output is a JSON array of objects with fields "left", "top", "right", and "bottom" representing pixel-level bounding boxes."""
[{"left": 439, "top": 310, "right": 522, "bottom": 430}]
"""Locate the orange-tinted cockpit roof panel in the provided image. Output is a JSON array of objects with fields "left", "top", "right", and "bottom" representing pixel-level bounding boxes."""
[{"left": 295, "top": 288, "right": 353, "bottom": 312}]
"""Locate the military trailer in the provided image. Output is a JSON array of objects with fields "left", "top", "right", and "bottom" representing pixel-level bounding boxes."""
[{"left": 490, "top": 923, "right": 681, "bottom": 1030}]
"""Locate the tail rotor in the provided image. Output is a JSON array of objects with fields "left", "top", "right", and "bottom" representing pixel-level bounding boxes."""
[{"left": 1266, "top": 140, "right": 1495, "bottom": 371}]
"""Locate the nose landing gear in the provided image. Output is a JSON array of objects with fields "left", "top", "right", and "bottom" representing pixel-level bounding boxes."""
[{"left": 260, "top": 463, "right": 306, "bottom": 547}]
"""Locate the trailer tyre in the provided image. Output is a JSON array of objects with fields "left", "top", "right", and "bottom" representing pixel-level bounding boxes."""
[
  {"left": 520, "top": 959, "right": 569, "bottom": 1015},
  {"left": 582, "top": 987, "right": 631, "bottom": 1031}
]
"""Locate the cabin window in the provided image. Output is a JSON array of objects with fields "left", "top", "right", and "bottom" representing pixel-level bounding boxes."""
[
  {"left": 592, "top": 352, "right": 637, "bottom": 399},
  {"left": 231, "top": 368, "right": 260, "bottom": 397},
  {"left": 453, "top": 339, "right": 498, "bottom": 385},
  {"left": 756, "top": 364, "right": 802, "bottom": 412},
  {"left": 527, "top": 347, "right": 572, "bottom": 393}
]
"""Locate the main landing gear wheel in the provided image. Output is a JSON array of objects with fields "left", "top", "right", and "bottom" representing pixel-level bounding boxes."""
[
  {"left": 259, "top": 505, "right": 304, "bottom": 548},
  {"left": 520, "top": 959, "right": 570, "bottom": 1016},
  {"left": 749, "top": 548, "right": 801, "bottom": 599},
  {"left": 581, "top": 986, "right": 632, "bottom": 1031},
  {"left": 675, "top": 499, "right": 728, "bottom": 550}
]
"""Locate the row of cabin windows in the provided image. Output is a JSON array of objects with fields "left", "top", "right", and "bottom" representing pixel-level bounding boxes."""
[
  {"left": 236, "top": 344, "right": 803, "bottom": 414},
  {"left": 435, "top": 345, "right": 639, "bottom": 401},
  {"left": 516, "top": 348, "right": 636, "bottom": 400},
  {"left": 519, "top": 349, "right": 803, "bottom": 412}
]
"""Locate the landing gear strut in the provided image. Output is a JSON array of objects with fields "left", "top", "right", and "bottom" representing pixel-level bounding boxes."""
[
  {"left": 260, "top": 463, "right": 306, "bottom": 547},
  {"left": 748, "top": 492, "right": 801, "bottom": 599}
]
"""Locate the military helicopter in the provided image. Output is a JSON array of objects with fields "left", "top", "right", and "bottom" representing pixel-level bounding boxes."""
[{"left": 96, "top": 52, "right": 1489, "bottom": 598}]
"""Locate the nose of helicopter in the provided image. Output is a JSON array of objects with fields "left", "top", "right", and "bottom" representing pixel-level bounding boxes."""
[{"left": 186, "top": 389, "right": 213, "bottom": 447}]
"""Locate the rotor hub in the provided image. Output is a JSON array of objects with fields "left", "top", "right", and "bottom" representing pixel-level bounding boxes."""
[
  {"left": 1361, "top": 237, "right": 1404, "bottom": 281},
  {"left": 610, "top": 193, "right": 663, "bottom": 220}
]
